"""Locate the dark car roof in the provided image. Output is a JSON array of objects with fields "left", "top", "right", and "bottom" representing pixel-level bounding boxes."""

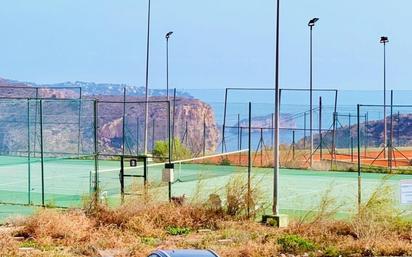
[{"left": 148, "top": 249, "right": 220, "bottom": 257}]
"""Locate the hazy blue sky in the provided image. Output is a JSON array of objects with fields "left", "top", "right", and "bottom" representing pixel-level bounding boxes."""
[{"left": 0, "top": 0, "right": 410, "bottom": 90}]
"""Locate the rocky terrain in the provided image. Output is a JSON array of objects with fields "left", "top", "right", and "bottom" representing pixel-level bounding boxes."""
[
  {"left": 0, "top": 77, "right": 192, "bottom": 98},
  {"left": 306, "top": 114, "right": 412, "bottom": 148},
  {"left": 0, "top": 79, "right": 219, "bottom": 156},
  {"left": 233, "top": 113, "right": 296, "bottom": 133}
]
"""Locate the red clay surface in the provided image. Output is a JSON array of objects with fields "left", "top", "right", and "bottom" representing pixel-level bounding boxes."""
[{"left": 198, "top": 148, "right": 412, "bottom": 169}]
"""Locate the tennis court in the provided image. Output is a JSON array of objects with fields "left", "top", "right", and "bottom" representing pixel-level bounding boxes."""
[{"left": 1, "top": 153, "right": 411, "bottom": 222}]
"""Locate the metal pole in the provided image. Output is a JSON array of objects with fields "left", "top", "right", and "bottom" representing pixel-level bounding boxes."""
[
  {"left": 303, "top": 112, "right": 307, "bottom": 149},
  {"left": 331, "top": 112, "right": 336, "bottom": 163},
  {"left": 260, "top": 128, "right": 264, "bottom": 167},
  {"left": 397, "top": 111, "right": 400, "bottom": 146},
  {"left": 143, "top": 0, "right": 151, "bottom": 155},
  {"left": 152, "top": 119, "right": 155, "bottom": 151},
  {"left": 39, "top": 100, "right": 45, "bottom": 207},
  {"left": 332, "top": 90, "right": 338, "bottom": 160},
  {"left": 351, "top": 137, "right": 354, "bottom": 163},
  {"left": 309, "top": 25, "right": 313, "bottom": 168},
  {"left": 357, "top": 104, "right": 362, "bottom": 209},
  {"left": 239, "top": 127, "right": 243, "bottom": 165},
  {"left": 248, "top": 102, "right": 252, "bottom": 217},
  {"left": 136, "top": 117, "right": 139, "bottom": 155},
  {"left": 389, "top": 90, "right": 394, "bottom": 171},
  {"left": 292, "top": 130, "right": 295, "bottom": 160},
  {"left": 364, "top": 113, "right": 368, "bottom": 157},
  {"left": 349, "top": 113, "right": 351, "bottom": 155},
  {"left": 203, "top": 115, "right": 207, "bottom": 156},
  {"left": 27, "top": 100, "right": 31, "bottom": 204},
  {"left": 383, "top": 41, "right": 387, "bottom": 159},
  {"left": 168, "top": 101, "right": 172, "bottom": 201},
  {"left": 222, "top": 88, "right": 228, "bottom": 153},
  {"left": 166, "top": 35, "right": 170, "bottom": 100},
  {"left": 271, "top": 113, "right": 274, "bottom": 149},
  {"left": 319, "top": 96, "right": 322, "bottom": 160},
  {"left": 33, "top": 88, "right": 39, "bottom": 158},
  {"left": 273, "top": 0, "right": 280, "bottom": 216},
  {"left": 77, "top": 88, "right": 82, "bottom": 156},
  {"left": 185, "top": 121, "right": 188, "bottom": 146},
  {"left": 172, "top": 88, "right": 176, "bottom": 158},
  {"left": 237, "top": 114, "right": 241, "bottom": 152},
  {"left": 120, "top": 156, "right": 125, "bottom": 203},
  {"left": 93, "top": 100, "right": 99, "bottom": 199},
  {"left": 122, "top": 88, "right": 126, "bottom": 156}
]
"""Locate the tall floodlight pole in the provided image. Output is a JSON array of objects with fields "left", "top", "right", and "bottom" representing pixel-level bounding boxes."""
[
  {"left": 143, "top": 0, "right": 152, "bottom": 155},
  {"left": 166, "top": 31, "right": 173, "bottom": 100},
  {"left": 273, "top": 0, "right": 281, "bottom": 217},
  {"left": 308, "top": 18, "right": 319, "bottom": 168},
  {"left": 380, "top": 36, "right": 389, "bottom": 158}
]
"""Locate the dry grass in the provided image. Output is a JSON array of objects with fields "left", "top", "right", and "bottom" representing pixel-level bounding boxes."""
[{"left": 1, "top": 177, "right": 412, "bottom": 257}]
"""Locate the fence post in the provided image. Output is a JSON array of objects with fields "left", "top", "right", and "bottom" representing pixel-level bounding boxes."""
[
  {"left": 168, "top": 100, "right": 172, "bottom": 201},
  {"left": 77, "top": 89, "right": 82, "bottom": 157},
  {"left": 389, "top": 90, "right": 394, "bottom": 171},
  {"left": 351, "top": 137, "right": 354, "bottom": 163},
  {"left": 172, "top": 88, "right": 176, "bottom": 158},
  {"left": 239, "top": 127, "right": 243, "bottom": 165},
  {"left": 221, "top": 88, "right": 228, "bottom": 153},
  {"left": 203, "top": 115, "right": 207, "bottom": 156},
  {"left": 292, "top": 130, "right": 296, "bottom": 161},
  {"left": 39, "top": 100, "right": 45, "bottom": 207},
  {"left": 27, "top": 100, "right": 31, "bottom": 205},
  {"left": 122, "top": 87, "right": 126, "bottom": 156},
  {"left": 364, "top": 113, "right": 368, "bottom": 158},
  {"left": 247, "top": 102, "right": 252, "bottom": 217},
  {"left": 348, "top": 113, "right": 351, "bottom": 156},
  {"left": 93, "top": 100, "right": 99, "bottom": 202},
  {"left": 136, "top": 117, "right": 139, "bottom": 155},
  {"left": 319, "top": 96, "right": 322, "bottom": 160},
  {"left": 152, "top": 119, "right": 155, "bottom": 151},
  {"left": 357, "top": 104, "right": 362, "bottom": 210},
  {"left": 303, "top": 112, "right": 307, "bottom": 149}
]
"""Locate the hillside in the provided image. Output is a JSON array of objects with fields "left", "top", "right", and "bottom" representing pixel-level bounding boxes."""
[
  {"left": 0, "top": 77, "right": 192, "bottom": 98},
  {"left": 0, "top": 78, "right": 219, "bottom": 156},
  {"left": 306, "top": 114, "right": 412, "bottom": 148}
]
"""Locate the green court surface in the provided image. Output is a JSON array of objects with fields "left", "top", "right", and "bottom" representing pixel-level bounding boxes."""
[{"left": 1, "top": 155, "right": 412, "bottom": 222}]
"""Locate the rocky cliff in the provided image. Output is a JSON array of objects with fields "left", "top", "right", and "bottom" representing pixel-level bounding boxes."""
[
  {"left": 0, "top": 81, "right": 220, "bottom": 156},
  {"left": 232, "top": 113, "right": 296, "bottom": 133},
  {"left": 304, "top": 114, "right": 412, "bottom": 148}
]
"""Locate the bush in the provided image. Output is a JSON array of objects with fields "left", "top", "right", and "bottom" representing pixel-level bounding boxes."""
[
  {"left": 277, "top": 234, "right": 316, "bottom": 253},
  {"left": 152, "top": 138, "right": 191, "bottom": 161},
  {"left": 219, "top": 158, "right": 231, "bottom": 166},
  {"left": 166, "top": 226, "right": 191, "bottom": 236},
  {"left": 351, "top": 179, "right": 402, "bottom": 240},
  {"left": 324, "top": 246, "right": 341, "bottom": 257}
]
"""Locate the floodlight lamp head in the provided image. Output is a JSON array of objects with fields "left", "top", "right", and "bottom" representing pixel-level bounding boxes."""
[
  {"left": 166, "top": 31, "right": 174, "bottom": 39},
  {"left": 308, "top": 18, "right": 319, "bottom": 27},
  {"left": 380, "top": 36, "right": 389, "bottom": 44}
]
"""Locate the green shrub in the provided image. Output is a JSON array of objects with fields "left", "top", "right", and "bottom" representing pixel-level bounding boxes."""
[
  {"left": 219, "top": 158, "right": 231, "bottom": 166},
  {"left": 141, "top": 236, "right": 159, "bottom": 246},
  {"left": 166, "top": 226, "right": 191, "bottom": 236},
  {"left": 324, "top": 246, "right": 341, "bottom": 257},
  {"left": 277, "top": 234, "right": 316, "bottom": 253},
  {"left": 152, "top": 138, "right": 191, "bottom": 161}
]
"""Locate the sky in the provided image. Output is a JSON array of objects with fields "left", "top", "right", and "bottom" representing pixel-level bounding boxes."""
[{"left": 0, "top": 0, "right": 411, "bottom": 90}]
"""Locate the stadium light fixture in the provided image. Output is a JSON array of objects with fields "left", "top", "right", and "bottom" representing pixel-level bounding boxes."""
[{"left": 308, "top": 18, "right": 319, "bottom": 27}]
